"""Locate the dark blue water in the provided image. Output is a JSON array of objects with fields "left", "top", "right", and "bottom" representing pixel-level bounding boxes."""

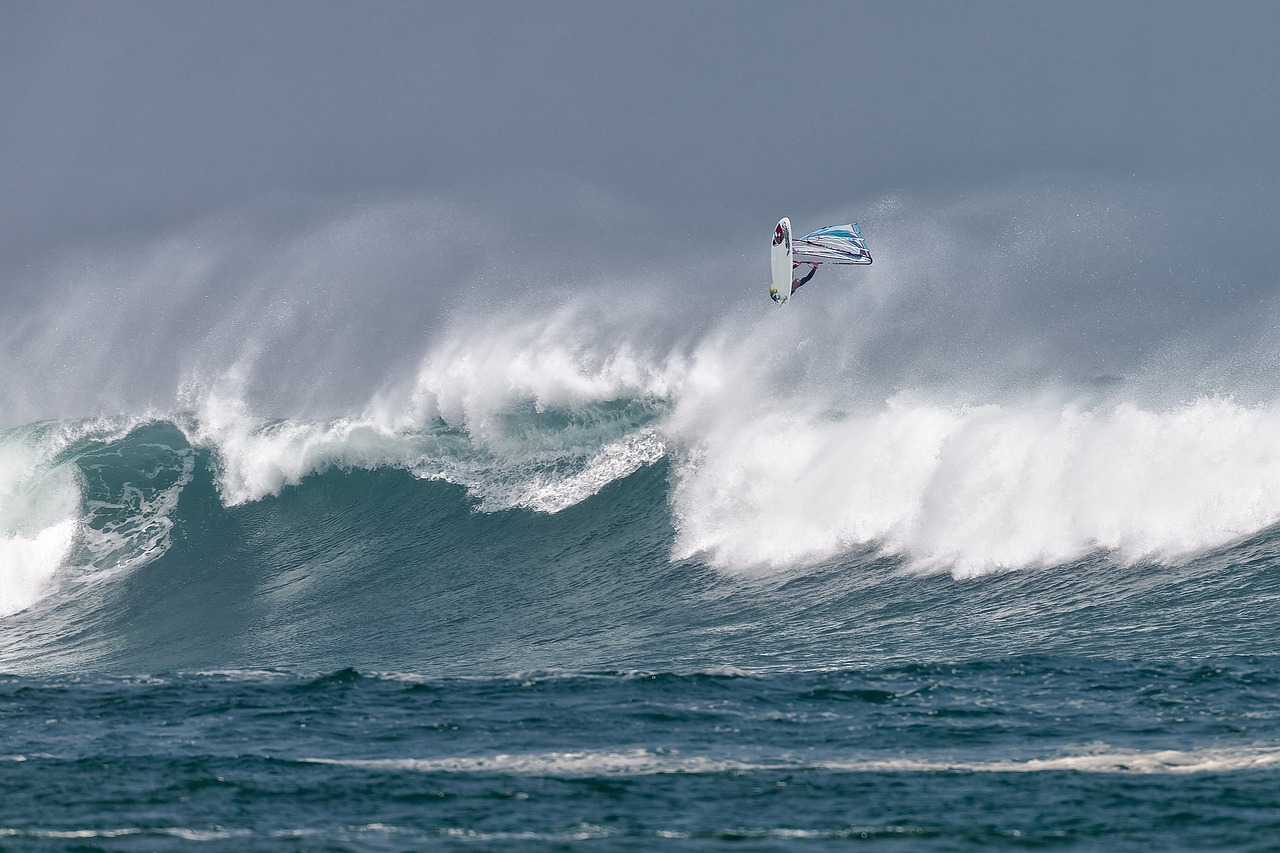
[
  {"left": 4, "top": 411, "right": 1280, "bottom": 849},
  {"left": 4, "top": 661, "right": 1280, "bottom": 850}
]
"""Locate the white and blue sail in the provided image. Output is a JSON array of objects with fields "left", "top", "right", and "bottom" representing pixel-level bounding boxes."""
[{"left": 792, "top": 223, "right": 873, "bottom": 265}]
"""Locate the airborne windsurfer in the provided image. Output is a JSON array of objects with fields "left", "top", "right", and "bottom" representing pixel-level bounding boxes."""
[{"left": 769, "top": 219, "right": 871, "bottom": 305}]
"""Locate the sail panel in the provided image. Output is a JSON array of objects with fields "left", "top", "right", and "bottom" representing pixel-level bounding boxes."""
[{"left": 791, "top": 223, "right": 873, "bottom": 265}]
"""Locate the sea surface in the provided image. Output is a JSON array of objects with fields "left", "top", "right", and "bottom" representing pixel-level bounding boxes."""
[
  {"left": 6, "top": 193, "right": 1280, "bottom": 849},
  {"left": 4, "top": 403, "right": 1280, "bottom": 850}
]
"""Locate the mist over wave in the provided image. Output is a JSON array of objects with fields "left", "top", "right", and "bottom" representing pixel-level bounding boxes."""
[{"left": 4, "top": 179, "right": 1280, "bottom": 670}]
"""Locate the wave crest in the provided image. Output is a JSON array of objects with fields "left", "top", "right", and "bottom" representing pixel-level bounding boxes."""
[{"left": 670, "top": 391, "right": 1280, "bottom": 577}]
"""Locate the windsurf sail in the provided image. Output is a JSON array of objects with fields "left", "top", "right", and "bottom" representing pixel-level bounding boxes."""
[{"left": 792, "top": 223, "right": 873, "bottom": 265}]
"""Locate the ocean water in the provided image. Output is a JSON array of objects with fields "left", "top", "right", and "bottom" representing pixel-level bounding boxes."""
[{"left": 5, "top": 191, "right": 1280, "bottom": 849}]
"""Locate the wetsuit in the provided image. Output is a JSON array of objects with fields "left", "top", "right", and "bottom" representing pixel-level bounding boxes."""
[{"left": 790, "top": 265, "right": 818, "bottom": 295}]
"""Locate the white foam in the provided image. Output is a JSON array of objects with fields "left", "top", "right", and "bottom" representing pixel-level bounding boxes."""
[
  {"left": 187, "top": 306, "right": 680, "bottom": 511},
  {"left": 78, "top": 447, "right": 194, "bottom": 581},
  {"left": 0, "top": 519, "right": 78, "bottom": 617},
  {"left": 392, "top": 299, "right": 685, "bottom": 438},
  {"left": 300, "top": 749, "right": 733, "bottom": 776},
  {"left": 824, "top": 744, "right": 1280, "bottom": 775},
  {"left": 0, "top": 828, "right": 143, "bottom": 840},
  {"left": 0, "top": 827, "right": 250, "bottom": 842},
  {"left": 460, "top": 427, "right": 667, "bottom": 514},
  {"left": 186, "top": 386, "right": 419, "bottom": 506},
  {"left": 301, "top": 743, "right": 1280, "bottom": 777},
  {"left": 0, "top": 426, "right": 85, "bottom": 616},
  {"left": 188, "top": 387, "right": 669, "bottom": 513},
  {"left": 669, "top": 373, "right": 1280, "bottom": 576}
]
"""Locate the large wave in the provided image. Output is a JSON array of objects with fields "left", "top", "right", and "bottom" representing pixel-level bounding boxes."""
[{"left": 4, "top": 179, "right": 1280, "bottom": 669}]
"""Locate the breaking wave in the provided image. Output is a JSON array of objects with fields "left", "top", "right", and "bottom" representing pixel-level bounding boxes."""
[{"left": 5, "top": 181, "right": 1280, "bottom": 673}]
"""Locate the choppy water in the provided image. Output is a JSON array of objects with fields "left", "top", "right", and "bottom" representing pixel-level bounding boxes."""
[{"left": 5, "top": 659, "right": 1280, "bottom": 850}]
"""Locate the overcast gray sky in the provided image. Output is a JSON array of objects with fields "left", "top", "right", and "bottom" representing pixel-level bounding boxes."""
[
  {"left": 5, "top": 1, "right": 1278, "bottom": 253},
  {"left": 4, "top": 1, "right": 1280, "bottom": 422}
]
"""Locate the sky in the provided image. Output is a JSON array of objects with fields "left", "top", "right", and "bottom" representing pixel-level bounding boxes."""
[
  {"left": 5, "top": 2, "right": 1278, "bottom": 250},
  {"left": 3, "top": 1, "right": 1280, "bottom": 422}
]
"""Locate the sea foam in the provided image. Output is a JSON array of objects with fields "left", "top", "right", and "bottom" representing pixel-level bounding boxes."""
[
  {"left": 0, "top": 425, "right": 83, "bottom": 616},
  {"left": 299, "top": 742, "right": 1280, "bottom": 776},
  {"left": 669, "top": 385, "right": 1280, "bottom": 576}
]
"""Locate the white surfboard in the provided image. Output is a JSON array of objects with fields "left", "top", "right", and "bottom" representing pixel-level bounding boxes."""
[{"left": 770, "top": 217, "right": 792, "bottom": 305}]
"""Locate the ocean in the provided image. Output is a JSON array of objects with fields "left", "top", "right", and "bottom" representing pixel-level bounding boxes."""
[{"left": 4, "top": 193, "right": 1280, "bottom": 849}]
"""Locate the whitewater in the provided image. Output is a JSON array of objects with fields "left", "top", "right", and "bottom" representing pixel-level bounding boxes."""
[
  {"left": 4, "top": 184, "right": 1280, "bottom": 848},
  {"left": 5, "top": 187, "right": 1280, "bottom": 622}
]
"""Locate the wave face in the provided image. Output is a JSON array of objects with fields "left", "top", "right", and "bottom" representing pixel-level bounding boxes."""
[{"left": 3, "top": 400, "right": 1280, "bottom": 675}]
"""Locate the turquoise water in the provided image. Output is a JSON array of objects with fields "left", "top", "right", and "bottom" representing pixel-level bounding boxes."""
[{"left": 2, "top": 419, "right": 1280, "bottom": 848}]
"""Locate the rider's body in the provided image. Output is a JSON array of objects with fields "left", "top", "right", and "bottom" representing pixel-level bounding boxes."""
[{"left": 791, "top": 261, "right": 819, "bottom": 294}]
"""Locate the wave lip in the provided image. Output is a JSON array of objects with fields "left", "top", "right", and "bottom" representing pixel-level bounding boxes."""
[{"left": 186, "top": 378, "right": 670, "bottom": 514}]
